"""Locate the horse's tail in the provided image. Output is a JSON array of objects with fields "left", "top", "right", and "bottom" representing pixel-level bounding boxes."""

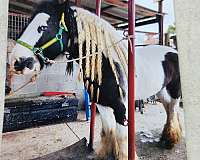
[{"left": 163, "top": 52, "right": 181, "bottom": 99}]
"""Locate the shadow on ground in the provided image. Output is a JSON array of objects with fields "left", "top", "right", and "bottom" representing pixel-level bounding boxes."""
[{"left": 32, "top": 130, "right": 187, "bottom": 160}]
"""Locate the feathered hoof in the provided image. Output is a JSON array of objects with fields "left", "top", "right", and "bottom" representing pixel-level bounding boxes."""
[
  {"left": 96, "top": 152, "right": 117, "bottom": 160},
  {"left": 97, "top": 147, "right": 137, "bottom": 160},
  {"left": 160, "top": 123, "right": 182, "bottom": 149},
  {"left": 118, "top": 152, "right": 138, "bottom": 160},
  {"left": 118, "top": 153, "right": 128, "bottom": 160},
  {"left": 96, "top": 148, "right": 119, "bottom": 160},
  {"left": 87, "top": 152, "right": 99, "bottom": 160},
  {"left": 88, "top": 152, "right": 115, "bottom": 160},
  {"left": 96, "top": 150, "right": 109, "bottom": 160}
]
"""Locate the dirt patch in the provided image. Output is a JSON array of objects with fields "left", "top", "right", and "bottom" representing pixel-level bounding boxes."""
[
  {"left": 30, "top": 131, "right": 187, "bottom": 160},
  {"left": 136, "top": 130, "right": 187, "bottom": 160}
]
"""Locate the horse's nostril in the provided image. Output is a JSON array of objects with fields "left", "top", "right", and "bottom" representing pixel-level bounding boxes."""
[
  {"left": 25, "top": 57, "right": 35, "bottom": 70},
  {"left": 26, "top": 62, "right": 34, "bottom": 70},
  {"left": 14, "top": 59, "right": 24, "bottom": 71}
]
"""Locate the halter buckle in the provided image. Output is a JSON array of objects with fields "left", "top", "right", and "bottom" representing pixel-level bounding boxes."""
[
  {"left": 33, "top": 47, "right": 49, "bottom": 64},
  {"left": 33, "top": 47, "right": 43, "bottom": 55},
  {"left": 56, "top": 33, "right": 62, "bottom": 40}
]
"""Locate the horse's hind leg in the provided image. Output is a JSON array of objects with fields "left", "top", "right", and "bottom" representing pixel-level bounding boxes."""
[
  {"left": 161, "top": 98, "right": 182, "bottom": 149},
  {"left": 157, "top": 88, "right": 182, "bottom": 149},
  {"left": 96, "top": 105, "right": 119, "bottom": 159}
]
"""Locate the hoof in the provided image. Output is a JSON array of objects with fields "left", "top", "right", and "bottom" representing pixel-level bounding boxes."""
[
  {"left": 97, "top": 148, "right": 119, "bottom": 160},
  {"left": 118, "top": 152, "right": 137, "bottom": 160},
  {"left": 118, "top": 153, "right": 128, "bottom": 160},
  {"left": 87, "top": 152, "right": 98, "bottom": 160},
  {"left": 160, "top": 123, "right": 182, "bottom": 149},
  {"left": 96, "top": 152, "right": 116, "bottom": 160}
]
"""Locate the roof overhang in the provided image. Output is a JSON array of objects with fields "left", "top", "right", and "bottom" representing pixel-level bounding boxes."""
[{"left": 9, "top": 0, "right": 164, "bottom": 30}]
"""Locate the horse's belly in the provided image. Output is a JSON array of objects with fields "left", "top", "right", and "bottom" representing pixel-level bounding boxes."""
[{"left": 135, "top": 60, "right": 164, "bottom": 99}]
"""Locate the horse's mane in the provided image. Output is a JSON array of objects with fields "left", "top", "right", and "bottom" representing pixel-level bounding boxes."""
[
  {"left": 73, "top": 7, "right": 128, "bottom": 100},
  {"left": 74, "top": 7, "right": 128, "bottom": 75}
]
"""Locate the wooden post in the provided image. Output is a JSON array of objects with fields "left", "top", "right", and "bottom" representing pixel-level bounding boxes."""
[
  {"left": 174, "top": 0, "right": 200, "bottom": 159},
  {"left": 128, "top": 0, "right": 136, "bottom": 159},
  {"left": 88, "top": 0, "right": 101, "bottom": 151},
  {"left": 0, "top": 0, "right": 9, "bottom": 154},
  {"left": 158, "top": 0, "right": 164, "bottom": 45}
]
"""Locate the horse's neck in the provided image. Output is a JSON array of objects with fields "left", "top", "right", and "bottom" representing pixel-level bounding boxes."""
[{"left": 74, "top": 7, "right": 128, "bottom": 79}]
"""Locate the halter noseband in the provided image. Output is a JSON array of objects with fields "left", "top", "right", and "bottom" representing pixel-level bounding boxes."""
[{"left": 16, "top": 13, "right": 68, "bottom": 64}]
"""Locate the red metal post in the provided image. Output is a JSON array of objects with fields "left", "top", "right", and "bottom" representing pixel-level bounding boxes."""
[
  {"left": 88, "top": 101, "right": 96, "bottom": 151},
  {"left": 128, "top": 0, "right": 136, "bottom": 160},
  {"left": 96, "top": 0, "right": 102, "bottom": 16},
  {"left": 158, "top": 0, "right": 164, "bottom": 45},
  {"left": 75, "top": 0, "right": 81, "bottom": 7},
  {"left": 88, "top": 0, "right": 101, "bottom": 151}
]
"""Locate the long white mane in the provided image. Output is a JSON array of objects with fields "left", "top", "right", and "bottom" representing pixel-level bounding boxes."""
[{"left": 73, "top": 7, "right": 128, "bottom": 100}]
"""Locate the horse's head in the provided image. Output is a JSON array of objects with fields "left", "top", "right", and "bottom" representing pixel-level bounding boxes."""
[{"left": 10, "top": 1, "right": 78, "bottom": 75}]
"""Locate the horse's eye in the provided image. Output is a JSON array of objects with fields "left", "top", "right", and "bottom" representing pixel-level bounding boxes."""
[{"left": 37, "top": 25, "right": 48, "bottom": 33}]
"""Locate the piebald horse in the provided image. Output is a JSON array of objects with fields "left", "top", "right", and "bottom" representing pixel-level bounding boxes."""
[{"left": 9, "top": 1, "right": 181, "bottom": 159}]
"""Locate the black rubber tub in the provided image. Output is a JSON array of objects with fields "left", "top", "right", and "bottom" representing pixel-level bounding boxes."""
[{"left": 3, "top": 96, "right": 79, "bottom": 132}]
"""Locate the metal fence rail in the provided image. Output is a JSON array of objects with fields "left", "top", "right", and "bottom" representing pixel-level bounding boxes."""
[{"left": 8, "top": 12, "right": 30, "bottom": 40}]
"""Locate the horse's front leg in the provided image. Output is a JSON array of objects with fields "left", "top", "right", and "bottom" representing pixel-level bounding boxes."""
[
  {"left": 114, "top": 100, "right": 138, "bottom": 160},
  {"left": 96, "top": 105, "right": 119, "bottom": 159},
  {"left": 116, "top": 124, "right": 138, "bottom": 160},
  {"left": 116, "top": 123, "right": 129, "bottom": 160},
  {"left": 157, "top": 89, "right": 182, "bottom": 149}
]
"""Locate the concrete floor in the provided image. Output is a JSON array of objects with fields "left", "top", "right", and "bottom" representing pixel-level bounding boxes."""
[
  {"left": 1, "top": 103, "right": 186, "bottom": 160},
  {"left": 1, "top": 112, "right": 101, "bottom": 160}
]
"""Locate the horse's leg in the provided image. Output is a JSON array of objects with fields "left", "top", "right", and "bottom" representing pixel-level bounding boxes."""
[
  {"left": 116, "top": 121, "right": 138, "bottom": 160},
  {"left": 96, "top": 104, "right": 119, "bottom": 159},
  {"left": 116, "top": 123, "right": 128, "bottom": 160},
  {"left": 157, "top": 88, "right": 182, "bottom": 149},
  {"left": 114, "top": 100, "right": 138, "bottom": 160}
]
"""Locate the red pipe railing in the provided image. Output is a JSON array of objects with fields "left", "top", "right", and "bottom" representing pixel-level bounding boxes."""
[
  {"left": 96, "top": 0, "right": 102, "bottom": 16},
  {"left": 75, "top": 0, "right": 81, "bottom": 6},
  {"left": 128, "top": 0, "right": 136, "bottom": 159},
  {"left": 88, "top": 101, "right": 96, "bottom": 151},
  {"left": 158, "top": 0, "right": 164, "bottom": 45}
]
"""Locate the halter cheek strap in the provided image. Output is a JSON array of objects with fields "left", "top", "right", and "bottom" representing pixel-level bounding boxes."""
[{"left": 16, "top": 13, "right": 68, "bottom": 64}]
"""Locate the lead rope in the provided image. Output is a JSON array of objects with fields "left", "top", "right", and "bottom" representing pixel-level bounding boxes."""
[
  {"left": 6, "top": 34, "right": 134, "bottom": 98},
  {"left": 55, "top": 34, "right": 134, "bottom": 64},
  {"left": 65, "top": 122, "right": 81, "bottom": 141},
  {"left": 6, "top": 71, "right": 41, "bottom": 98}
]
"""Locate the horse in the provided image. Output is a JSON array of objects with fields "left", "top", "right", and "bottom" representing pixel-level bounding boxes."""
[{"left": 9, "top": 1, "right": 182, "bottom": 159}]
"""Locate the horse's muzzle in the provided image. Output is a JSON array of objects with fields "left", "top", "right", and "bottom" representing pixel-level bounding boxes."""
[{"left": 14, "top": 57, "right": 35, "bottom": 72}]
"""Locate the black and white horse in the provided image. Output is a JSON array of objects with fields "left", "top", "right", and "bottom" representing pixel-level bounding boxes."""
[{"left": 9, "top": 1, "right": 181, "bottom": 159}]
